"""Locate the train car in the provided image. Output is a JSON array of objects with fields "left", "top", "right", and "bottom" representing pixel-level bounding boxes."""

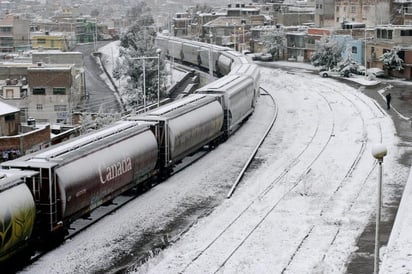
[
  {"left": 128, "top": 94, "right": 224, "bottom": 174},
  {"left": 156, "top": 34, "right": 234, "bottom": 76},
  {"left": 229, "top": 63, "right": 261, "bottom": 106},
  {"left": 1, "top": 121, "right": 158, "bottom": 238},
  {"left": 195, "top": 74, "right": 255, "bottom": 136},
  {"left": 0, "top": 169, "right": 37, "bottom": 263}
]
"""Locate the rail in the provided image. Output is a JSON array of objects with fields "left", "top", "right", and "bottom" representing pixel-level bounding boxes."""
[{"left": 226, "top": 87, "right": 278, "bottom": 198}]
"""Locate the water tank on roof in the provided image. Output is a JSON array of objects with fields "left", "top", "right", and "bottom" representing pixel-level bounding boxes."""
[
  {"left": 11, "top": 79, "right": 17, "bottom": 85},
  {"left": 5, "top": 79, "right": 11, "bottom": 85},
  {"left": 27, "top": 117, "right": 36, "bottom": 127}
]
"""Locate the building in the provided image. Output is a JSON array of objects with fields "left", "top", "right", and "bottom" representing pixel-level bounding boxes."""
[
  {"left": 0, "top": 14, "right": 30, "bottom": 53},
  {"left": 0, "top": 61, "right": 85, "bottom": 124},
  {"left": 315, "top": 0, "right": 335, "bottom": 27},
  {"left": 367, "top": 25, "right": 412, "bottom": 79},
  {"left": 0, "top": 100, "right": 20, "bottom": 136},
  {"left": 0, "top": 101, "right": 50, "bottom": 162},
  {"left": 31, "top": 32, "right": 69, "bottom": 51},
  {"left": 334, "top": 0, "right": 391, "bottom": 27},
  {"left": 27, "top": 62, "right": 83, "bottom": 124}
]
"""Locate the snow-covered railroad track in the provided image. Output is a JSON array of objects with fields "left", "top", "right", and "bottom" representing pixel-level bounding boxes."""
[
  {"left": 227, "top": 87, "right": 279, "bottom": 198},
  {"left": 133, "top": 67, "right": 392, "bottom": 274},
  {"left": 177, "top": 74, "right": 338, "bottom": 273},
  {"left": 280, "top": 81, "right": 385, "bottom": 273}
]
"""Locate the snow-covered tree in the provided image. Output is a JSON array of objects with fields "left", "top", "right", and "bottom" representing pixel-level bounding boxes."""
[
  {"left": 113, "top": 1, "right": 166, "bottom": 110},
  {"left": 310, "top": 36, "right": 344, "bottom": 70},
  {"left": 261, "top": 29, "right": 284, "bottom": 60},
  {"left": 379, "top": 47, "right": 404, "bottom": 74}
]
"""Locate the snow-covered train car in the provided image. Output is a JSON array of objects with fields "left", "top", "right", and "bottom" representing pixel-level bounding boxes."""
[
  {"left": 1, "top": 121, "right": 158, "bottom": 237},
  {"left": 196, "top": 74, "right": 255, "bottom": 136},
  {"left": 229, "top": 63, "right": 261, "bottom": 106},
  {"left": 128, "top": 94, "right": 224, "bottom": 174},
  {"left": 0, "top": 169, "right": 37, "bottom": 262}
]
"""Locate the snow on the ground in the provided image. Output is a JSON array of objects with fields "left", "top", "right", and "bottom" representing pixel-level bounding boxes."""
[
  {"left": 20, "top": 42, "right": 411, "bottom": 273},
  {"left": 381, "top": 168, "right": 412, "bottom": 273},
  {"left": 131, "top": 66, "right": 407, "bottom": 274}
]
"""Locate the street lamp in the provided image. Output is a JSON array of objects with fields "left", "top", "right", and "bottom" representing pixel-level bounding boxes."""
[
  {"left": 233, "top": 23, "right": 237, "bottom": 51},
  {"left": 209, "top": 32, "right": 214, "bottom": 77},
  {"left": 156, "top": 48, "right": 161, "bottom": 107},
  {"left": 364, "top": 28, "right": 368, "bottom": 79},
  {"left": 371, "top": 144, "right": 388, "bottom": 274},
  {"left": 131, "top": 49, "right": 162, "bottom": 111}
]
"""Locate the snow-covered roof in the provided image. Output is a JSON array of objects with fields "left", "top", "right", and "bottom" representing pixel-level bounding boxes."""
[{"left": 0, "top": 101, "right": 19, "bottom": 116}]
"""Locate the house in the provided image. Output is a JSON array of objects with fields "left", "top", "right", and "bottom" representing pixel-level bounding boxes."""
[
  {"left": 31, "top": 32, "right": 69, "bottom": 51},
  {"left": 0, "top": 14, "right": 30, "bottom": 53},
  {"left": 0, "top": 61, "right": 85, "bottom": 124},
  {"left": 367, "top": 25, "right": 412, "bottom": 79},
  {"left": 0, "top": 101, "right": 50, "bottom": 162}
]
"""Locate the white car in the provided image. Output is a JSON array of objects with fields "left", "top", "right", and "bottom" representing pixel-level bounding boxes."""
[
  {"left": 319, "top": 69, "right": 342, "bottom": 78},
  {"left": 366, "top": 67, "right": 385, "bottom": 78}
]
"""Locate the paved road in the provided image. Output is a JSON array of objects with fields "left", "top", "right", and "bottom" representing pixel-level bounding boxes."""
[{"left": 74, "top": 42, "right": 122, "bottom": 113}]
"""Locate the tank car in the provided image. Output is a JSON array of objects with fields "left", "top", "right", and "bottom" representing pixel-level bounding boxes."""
[
  {"left": 128, "top": 94, "right": 224, "bottom": 175},
  {"left": 0, "top": 169, "right": 37, "bottom": 263},
  {"left": 1, "top": 121, "right": 158, "bottom": 238},
  {"left": 195, "top": 74, "right": 255, "bottom": 136}
]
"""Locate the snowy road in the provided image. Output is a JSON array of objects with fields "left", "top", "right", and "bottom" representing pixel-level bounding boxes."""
[{"left": 21, "top": 66, "right": 405, "bottom": 274}]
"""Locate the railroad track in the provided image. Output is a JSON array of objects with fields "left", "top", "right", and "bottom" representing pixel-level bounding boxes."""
[{"left": 173, "top": 72, "right": 386, "bottom": 274}]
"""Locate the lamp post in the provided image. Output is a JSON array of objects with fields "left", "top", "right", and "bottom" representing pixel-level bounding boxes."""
[
  {"left": 365, "top": 28, "right": 367, "bottom": 79},
  {"left": 209, "top": 32, "right": 214, "bottom": 77},
  {"left": 156, "top": 48, "right": 161, "bottom": 107},
  {"left": 131, "top": 49, "right": 162, "bottom": 111},
  {"left": 233, "top": 23, "right": 237, "bottom": 51},
  {"left": 371, "top": 144, "right": 388, "bottom": 274}
]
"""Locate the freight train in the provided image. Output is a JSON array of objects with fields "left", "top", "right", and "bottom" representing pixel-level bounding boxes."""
[{"left": 0, "top": 34, "right": 261, "bottom": 264}]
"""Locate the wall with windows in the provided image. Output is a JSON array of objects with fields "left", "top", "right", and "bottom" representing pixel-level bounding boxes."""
[
  {"left": 376, "top": 26, "right": 412, "bottom": 44},
  {"left": 27, "top": 65, "right": 74, "bottom": 123}
]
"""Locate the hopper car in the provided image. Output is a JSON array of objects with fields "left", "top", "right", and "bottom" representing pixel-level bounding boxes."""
[{"left": 0, "top": 34, "right": 260, "bottom": 265}]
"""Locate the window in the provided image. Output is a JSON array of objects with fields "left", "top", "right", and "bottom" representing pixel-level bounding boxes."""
[
  {"left": 32, "top": 88, "right": 46, "bottom": 95},
  {"left": 336, "top": 6, "right": 340, "bottom": 12},
  {"left": 351, "top": 6, "right": 356, "bottom": 13},
  {"left": 53, "top": 87, "right": 66, "bottom": 95},
  {"left": 36, "top": 104, "right": 43, "bottom": 110},
  {"left": 400, "top": 30, "right": 412, "bottom": 36},
  {"left": 352, "top": 46, "right": 358, "bottom": 54},
  {"left": 5, "top": 89, "right": 13, "bottom": 98},
  {"left": 54, "top": 105, "right": 67, "bottom": 112},
  {"left": 336, "top": 17, "right": 340, "bottom": 22},
  {"left": 0, "top": 27, "right": 12, "bottom": 33},
  {"left": 388, "top": 30, "right": 393, "bottom": 39},
  {"left": 5, "top": 114, "right": 15, "bottom": 121}
]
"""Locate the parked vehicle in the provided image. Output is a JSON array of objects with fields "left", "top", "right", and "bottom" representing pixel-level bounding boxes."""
[
  {"left": 366, "top": 67, "right": 385, "bottom": 78},
  {"left": 319, "top": 69, "right": 343, "bottom": 78}
]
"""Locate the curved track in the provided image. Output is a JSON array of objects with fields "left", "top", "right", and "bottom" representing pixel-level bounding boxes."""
[
  {"left": 21, "top": 66, "right": 396, "bottom": 274},
  {"left": 138, "top": 67, "right": 390, "bottom": 274}
]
